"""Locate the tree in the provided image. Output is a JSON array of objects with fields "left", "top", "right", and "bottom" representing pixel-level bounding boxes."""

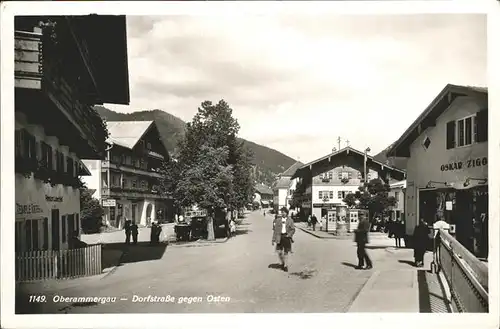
[
  {"left": 343, "top": 178, "right": 396, "bottom": 223},
  {"left": 80, "top": 187, "right": 105, "bottom": 234},
  {"left": 159, "top": 100, "right": 254, "bottom": 240}
]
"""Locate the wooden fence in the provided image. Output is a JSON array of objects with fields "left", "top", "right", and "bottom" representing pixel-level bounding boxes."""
[{"left": 16, "top": 244, "right": 102, "bottom": 282}]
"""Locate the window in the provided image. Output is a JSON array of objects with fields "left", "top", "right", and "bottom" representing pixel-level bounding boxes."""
[
  {"left": 319, "top": 191, "right": 323, "bottom": 199},
  {"left": 43, "top": 218, "right": 49, "bottom": 250},
  {"left": 395, "top": 191, "right": 400, "bottom": 201},
  {"left": 15, "top": 130, "right": 23, "bottom": 157},
  {"left": 67, "top": 157, "right": 74, "bottom": 177},
  {"left": 56, "top": 151, "right": 65, "bottom": 173},
  {"left": 15, "top": 222, "right": 22, "bottom": 252},
  {"left": 337, "top": 172, "right": 342, "bottom": 180},
  {"left": 132, "top": 180, "right": 137, "bottom": 188},
  {"left": 338, "top": 191, "right": 342, "bottom": 199},
  {"left": 24, "top": 220, "right": 39, "bottom": 251},
  {"left": 62, "top": 216, "right": 66, "bottom": 243},
  {"left": 329, "top": 191, "right": 334, "bottom": 199},
  {"left": 447, "top": 110, "right": 488, "bottom": 149},
  {"left": 112, "top": 155, "right": 121, "bottom": 164},
  {"left": 358, "top": 172, "right": 362, "bottom": 179},
  {"left": 112, "top": 174, "right": 120, "bottom": 187},
  {"left": 141, "top": 180, "right": 147, "bottom": 190},
  {"left": 75, "top": 214, "right": 80, "bottom": 235},
  {"left": 328, "top": 172, "right": 333, "bottom": 179},
  {"left": 41, "top": 142, "right": 53, "bottom": 169},
  {"left": 456, "top": 115, "right": 475, "bottom": 147},
  {"left": 348, "top": 172, "right": 352, "bottom": 179}
]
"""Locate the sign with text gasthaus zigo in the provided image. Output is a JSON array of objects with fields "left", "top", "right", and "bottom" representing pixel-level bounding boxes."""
[{"left": 102, "top": 199, "right": 116, "bottom": 207}]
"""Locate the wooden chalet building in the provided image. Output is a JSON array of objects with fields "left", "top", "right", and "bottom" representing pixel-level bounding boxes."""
[{"left": 14, "top": 16, "right": 130, "bottom": 251}]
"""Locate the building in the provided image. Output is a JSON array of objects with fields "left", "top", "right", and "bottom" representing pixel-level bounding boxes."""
[
  {"left": 272, "top": 161, "right": 303, "bottom": 211},
  {"left": 82, "top": 120, "right": 172, "bottom": 228},
  {"left": 291, "top": 147, "right": 406, "bottom": 221},
  {"left": 387, "top": 84, "right": 488, "bottom": 257},
  {"left": 253, "top": 184, "right": 273, "bottom": 208},
  {"left": 388, "top": 180, "right": 406, "bottom": 221},
  {"left": 14, "top": 16, "right": 130, "bottom": 251}
]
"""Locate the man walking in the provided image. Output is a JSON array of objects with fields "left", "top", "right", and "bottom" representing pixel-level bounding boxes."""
[
  {"left": 355, "top": 216, "right": 373, "bottom": 270},
  {"left": 311, "top": 214, "right": 318, "bottom": 231},
  {"left": 272, "top": 207, "right": 296, "bottom": 272},
  {"left": 413, "top": 219, "right": 430, "bottom": 267}
]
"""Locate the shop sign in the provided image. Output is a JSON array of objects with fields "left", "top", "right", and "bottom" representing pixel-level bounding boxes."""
[
  {"left": 102, "top": 199, "right": 117, "bottom": 207},
  {"left": 440, "top": 157, "right": 487, "bottom": 172},
  {"left": 16, "top": 203, "right": 43, "bottom": 215},
  {"left": 45, "top": 195, "right": 63, "bottom": 202}
]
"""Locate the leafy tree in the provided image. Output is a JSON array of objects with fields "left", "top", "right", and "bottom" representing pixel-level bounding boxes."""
[
  {"left": 159, "top": 100, "right": 254, "bottom": 240},
  {"left": 343, "top": 178, "right": 396, "bottom": 222},
  {"left": 80, "top": 187, "right": 105, "bottom": 234}
]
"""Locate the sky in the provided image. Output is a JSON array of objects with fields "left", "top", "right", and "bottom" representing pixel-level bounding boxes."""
[{"left": 104, "top": 14, "right": 487, "bottom": 163}]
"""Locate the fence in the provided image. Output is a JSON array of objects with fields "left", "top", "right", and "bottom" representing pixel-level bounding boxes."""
[
  {"left": 436, "top": 229, "right": 488, "bottom": 312},
  {"left": 15, "top": 244, "right": 102, "bottom": 282}
]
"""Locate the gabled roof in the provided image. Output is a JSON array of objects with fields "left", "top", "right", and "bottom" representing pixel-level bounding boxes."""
[
  {"left": 78, "top": 160, "right": 92, "bottom": 176},
  {"left": 106, "top": 120, "right": 155, "bottom": 149},
  {"left": 255, "top": 184, "right": 273, "bottom": 195},
  {"left": 281, "top": 161, "right": 304, "bottom": 177},
  {"left": 387, "top": 84, "right": 488, "bottom": 158},
  {"left": 273, "top": 176, "right": 291, "bottom": 190},
  {"left": 291, "top": 146, "right": 406, "bottom": 180}
]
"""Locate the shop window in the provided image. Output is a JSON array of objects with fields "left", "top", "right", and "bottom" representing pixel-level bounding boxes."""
[
  {"left": 15, "top": 222, "right": 23, "bottom": 252},
  {"left": 43, "top": 218, "right": 49, "bottom": 250}
]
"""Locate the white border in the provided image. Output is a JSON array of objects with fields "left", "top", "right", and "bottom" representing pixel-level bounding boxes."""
[{"left": 1, "top": 1, "right": 499, "bottom": 329}]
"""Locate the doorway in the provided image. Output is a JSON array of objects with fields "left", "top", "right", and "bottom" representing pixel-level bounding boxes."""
[{"left": 51, "top": 209, "right": 60, "bottom": 250}]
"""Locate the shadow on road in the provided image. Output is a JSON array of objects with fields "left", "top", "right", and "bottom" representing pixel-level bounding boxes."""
[
  {"left": 289, "top": 269, "right": 317, "bottom": 279},
  {"left": 365, "top": 245, "right": 391, "bottom": 250},
  {"left": 268, "top": 263, "right": 283, "bottom": 270},
  {"left": 398, "top": 260, "right": 416, "bottom": 267},
  {"left": 105, "top": 242, "right": 168, "bottom": 265},
  {"left": 341, "top": 262, "right": 358, "bottom": 269},
  {"left": 233, "top": 228, "right": 252, "bottom": 236}
]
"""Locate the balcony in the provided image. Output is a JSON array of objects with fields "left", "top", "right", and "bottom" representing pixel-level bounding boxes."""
[
  {"left": 101, "top": 161, "right": 163, "bottom": 178},
  {"left": 101, "top": 187, "right": 170, "bottom": 200},
  {"left": 15, "top": 28, "right": 108, "bottom": 159}
]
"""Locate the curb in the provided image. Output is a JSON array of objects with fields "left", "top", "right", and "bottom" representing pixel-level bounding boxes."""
[
  {"left": 346, "top": 270, "right": 380, "bottom": 312},
  {"left": 298, "top": 227, "right": 352, "bottom": 240}
]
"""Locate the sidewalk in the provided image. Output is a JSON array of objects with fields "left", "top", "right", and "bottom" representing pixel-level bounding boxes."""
[
  {"left": 297, "top": 222, "right": 390, "bottom": 241},
  {"left": 347, "top": 247, "right": 452, "bottom": 313}
]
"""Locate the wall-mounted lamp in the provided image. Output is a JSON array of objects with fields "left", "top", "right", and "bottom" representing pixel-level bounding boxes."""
[
  {"left": 463, "top": 178, "right": 488, "bottom": 188},
  {"left": 425, "top": 181, "right": 450, "bottom": 188}
]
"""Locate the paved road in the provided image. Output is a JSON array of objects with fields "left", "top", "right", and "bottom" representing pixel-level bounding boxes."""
[{"left": 18, "top": 211, "right": 418, "bottom": 313}]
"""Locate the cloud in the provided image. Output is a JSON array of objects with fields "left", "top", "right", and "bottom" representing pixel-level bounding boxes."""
[{"left": 105, "top": 14, "right": 486, "bottom": 163}]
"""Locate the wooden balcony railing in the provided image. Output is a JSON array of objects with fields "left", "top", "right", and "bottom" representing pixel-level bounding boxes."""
[
  {"left": 101, "top": 187, "right": 169, "bottom": 200},
  {"left": 102, "top": 161, "right": 163, "bottom": 178}
]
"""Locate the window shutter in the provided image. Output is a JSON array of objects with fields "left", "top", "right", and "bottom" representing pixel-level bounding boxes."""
[
  {"left": 476, "top": 109, "right": 488, "bottom": 143},
  {"left": 48, "top": 145, "right": 53, "bottom": 170},
  {"left": 446, "top": 120, "right": 456, "bottom": 149},
  {"left": 15, "top": 130, "right": 22, "bottom": 157}
]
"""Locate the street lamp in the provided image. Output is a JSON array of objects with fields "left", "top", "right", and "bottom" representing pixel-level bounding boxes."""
[{"left": 364, "top": 147, "right": 371, "bottom": 184}]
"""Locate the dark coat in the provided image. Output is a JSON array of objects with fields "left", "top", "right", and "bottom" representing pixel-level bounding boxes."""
[
  {"left": 355, "top": 219, "right": 370, "bottom": 244},
  {"left": 413, "top": 224, "right": 429, "bottom": 250},
  {"left": 272, "top": 216, "right": 295, "bottom": 244}
]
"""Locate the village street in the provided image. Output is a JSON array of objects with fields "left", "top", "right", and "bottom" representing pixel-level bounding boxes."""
[{"left": 18, "top": 211, "right": 439, "bottom": 314}]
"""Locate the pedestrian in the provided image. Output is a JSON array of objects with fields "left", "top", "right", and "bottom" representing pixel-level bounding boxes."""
[
  {"left": 131, "top": 222, "right": 139, "bottom": 245},
  {"left": 155, "top": 222, "right": 162, "bottom": 244},
  {"left": 124, "top": 219, "right": 131, "bottom": 245},
  {"left": 263, "top": 210, "right": 266, "bottom": 216},
  {"left": 413, "top": 219, "right": 430, "bottom": 267},
  {"left": 432, "top": 217, "right": 450, "bottom": 264},
  {"left": 272, "top": 207, "right": 296, "bottom": 272},
  {"left": 307, "top": 215, "right": 312, "bottom": 228},
  {"left": 394, "top": 219, "right": 404, "bottom": 248},
  {"left": 150, "top": 222, "right": 159, "bottom": 244},
  {"left": 354, "top": 216, "right": 373, "bottom": 270},
  {"left": 311, "top": 214, "right": 318, "bottom": 231},
  {"left": 229, "top": 218, "right": 236, "bottom": 237}
]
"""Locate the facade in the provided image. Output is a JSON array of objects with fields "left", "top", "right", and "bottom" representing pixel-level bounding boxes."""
[
  {"left": 14, "top": 16, "right": 130, "bottom": 251},
  {"left": 82, "top": 121, "right": 172, "bottom": 228},
  {"left": 388, "top": 180, "right": 406, "bottom": 221},
  {"left": 292, "top": 147, "right": 406, "bottom": 222},
  {"left": 254, "top": 184, "right": 273, "bottom": 208},
  {"left": 272, "top": 161, "right": 303, "bottom": 210},
  {"left": 387, "top": 84, "right": 488, "bottom": 257}
]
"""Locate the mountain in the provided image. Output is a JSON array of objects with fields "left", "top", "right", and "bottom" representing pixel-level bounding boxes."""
[
  {"left": 94, "top": 106, "right": 297, "bottom": 185},
  {"left": 373, "top": 143, "right": 409, "bottom": 172}
]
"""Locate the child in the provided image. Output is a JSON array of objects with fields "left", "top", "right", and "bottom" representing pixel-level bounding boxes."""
[{"left": 229, "top": 219, "right": 236, "bottom": 237}]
